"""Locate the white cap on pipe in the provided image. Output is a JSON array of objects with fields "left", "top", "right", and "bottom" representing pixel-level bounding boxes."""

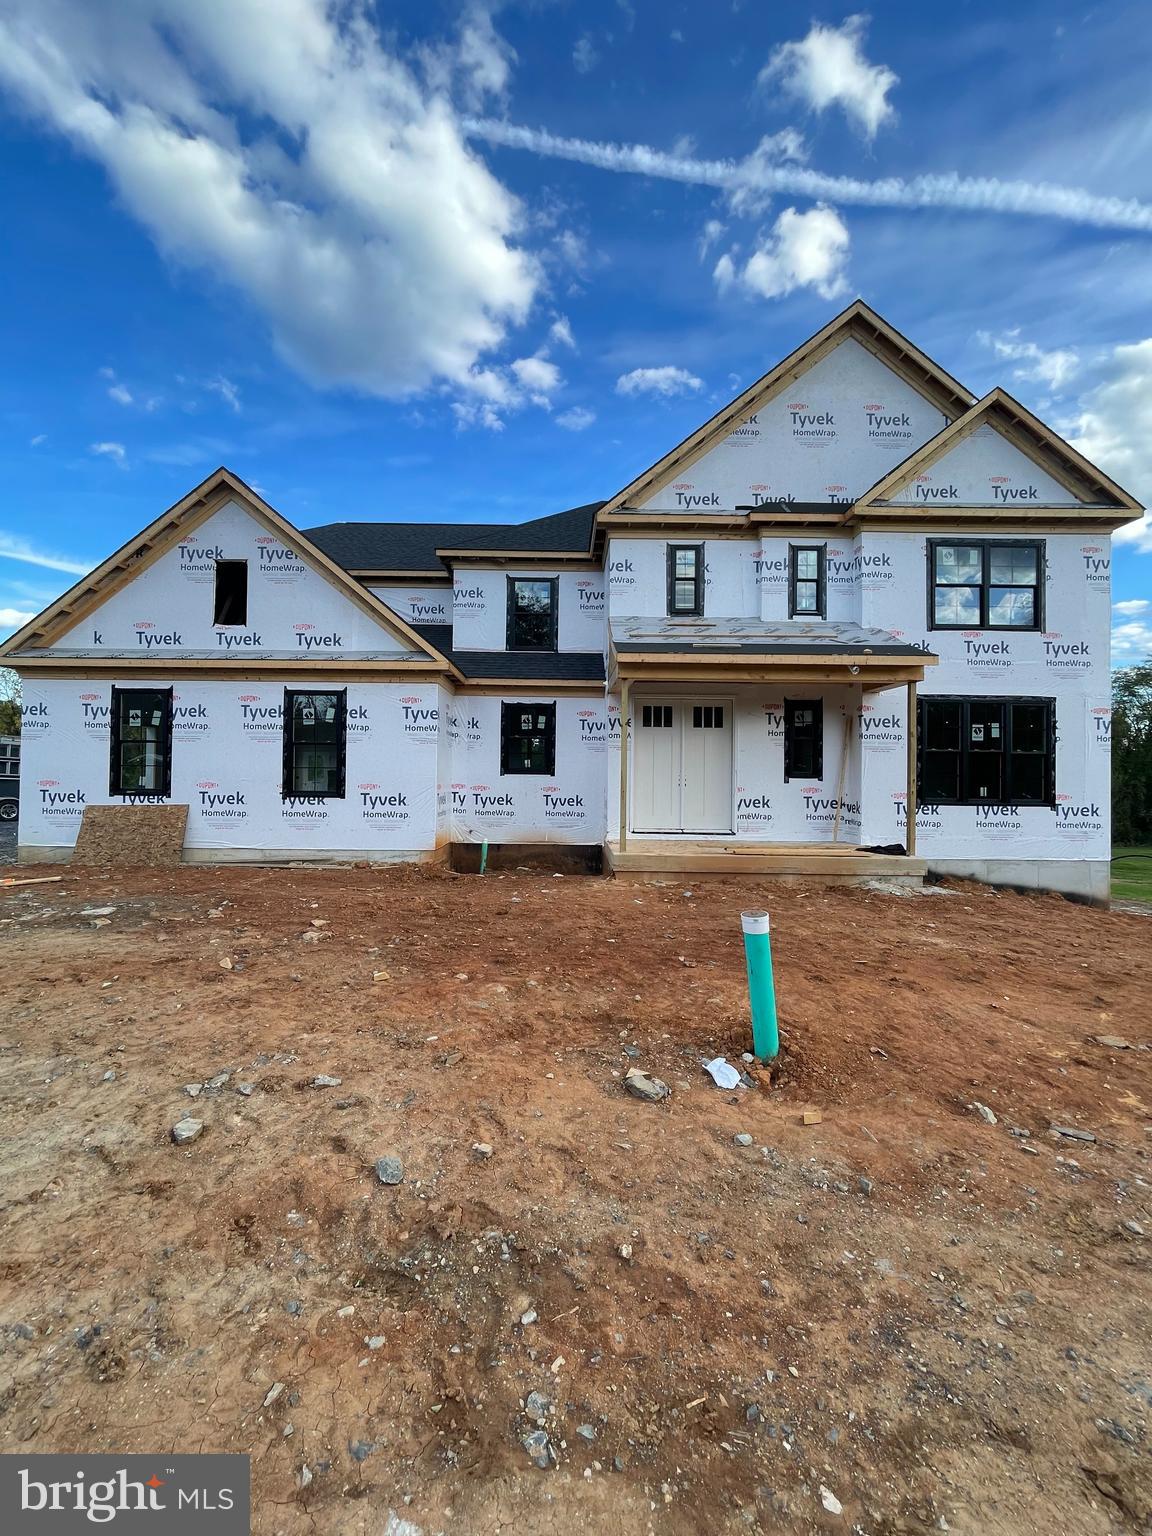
[{"left": 740, "top": 910, "right": 770, "bottom": 935}]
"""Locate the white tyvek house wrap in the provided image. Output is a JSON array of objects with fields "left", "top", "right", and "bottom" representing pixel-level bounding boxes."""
[
  {"left": 887, "top": 424, "right": 1082, "bottom": 506},
  {"left": 368, "top": 585, "right": 452, "bottom": 627},
  {"left": 49, "top": 500, "right": 413, "bottom": 655},
  {"left": 637, "top": 339, "right": 949, "bottom": 510},
  {"left": 853, "top": 530, "right": 1110, "bottom": 858},
  {"left": 18, "top": 678, "right": 440, "bottom": 853},
  {"left": 450, "top": 568, "right": 605, "bottom": 651},
  {"left": 446, "top": 694, "right": 607, "bottom": 843},
  {"left": 606, "top": 537, "right": 860, "bottom": 622}
]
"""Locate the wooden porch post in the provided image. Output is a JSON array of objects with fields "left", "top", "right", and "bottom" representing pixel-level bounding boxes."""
[
  {"left": 618, "top": 677, "right": 631, "bottom": 852},
  {"left": 906, "top": 679, "right": 918, "bottom": 857}
]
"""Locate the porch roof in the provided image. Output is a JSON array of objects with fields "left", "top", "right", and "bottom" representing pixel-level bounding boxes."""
[{"left": 609, "top": 617, "right": 936, "bottom": 685}]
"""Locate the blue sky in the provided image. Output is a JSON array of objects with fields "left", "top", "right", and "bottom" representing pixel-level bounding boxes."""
[{"left": 1, "top": 0, "right": 1151, "bottom": 659}]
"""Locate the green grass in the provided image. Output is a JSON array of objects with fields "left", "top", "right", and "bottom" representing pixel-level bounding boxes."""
[{"left": 1112, "top": 845, "right": 1152, "bottom": 903}]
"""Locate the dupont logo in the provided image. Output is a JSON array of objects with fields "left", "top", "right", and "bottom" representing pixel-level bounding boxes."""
[
  {"left": 1080, "top": 545, "right": 1110, "bottom": 583},
  {"left": 1, "top": 1451, "right": 250, "bottom": 1533},
  {"left": 823, "top": 483, "right": 852, "bottom": 504}
]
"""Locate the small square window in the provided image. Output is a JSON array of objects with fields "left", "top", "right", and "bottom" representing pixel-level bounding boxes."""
[{"left": 500, "top": 701, "right": 556, "bottom": 774}]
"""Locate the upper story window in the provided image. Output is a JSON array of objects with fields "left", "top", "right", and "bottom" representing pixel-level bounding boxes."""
[
  {"left": 110, "top": 687, "right": 172, "bottom": 797},
  {"left": 213, "top": 559, "right": 248, "bottom": 625},
  {"left": 929, "top": 540, "right": 1042, "bottom": 630},
  {"left": 667, "top": 545, "right": 703, "bottom": 616},
  {"left": 789, "top": 545, "right": 826, "bottom": 618},
  {"left": 507, "top": 578, "right": 558, "bottom": 650},
  {"left": 282, "top": 690, "right": 346, "bottom": 797}
]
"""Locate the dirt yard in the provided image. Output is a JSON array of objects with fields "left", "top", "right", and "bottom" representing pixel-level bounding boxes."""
[{"left": 0, "top": 864, "right": 1149, "bottom": 1536}]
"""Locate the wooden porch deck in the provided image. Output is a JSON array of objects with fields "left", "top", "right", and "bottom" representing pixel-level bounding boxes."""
[{"left": 604, "top": 838, "right": 927, "bottom": 882}]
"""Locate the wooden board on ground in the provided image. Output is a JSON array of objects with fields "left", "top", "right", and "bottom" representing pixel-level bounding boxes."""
[{"left": 72, "top": 804, "right": 189, "bottom": 867}]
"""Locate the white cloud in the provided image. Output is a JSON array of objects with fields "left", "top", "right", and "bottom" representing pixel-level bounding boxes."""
[
  {"left": 511, "top": 353, "right": 562, "bottom": 406},
  {"left": 29, "top": 433, "right": 46, "bottom": 447},
  {"left": 466, "top": 119, "right": 1152, "bottom": 234},
  {"left": 759, "top": 15, "right": 898, "bottom": 141},
  {"left": 206, "top": 374, "right": 242, "bottom": 412},
  {"left": 698, "top": 218, "right": 726, "bottom": 259},
  {"left": 1115, "top": 598, "right": 1150, "bottom": 616},
  {"left": 556, "top": 406, "right": 596, "bottom": 431},
  {"left": 549, "top": 314, "right": 575, "bottom": 349},
  {"left": 616, "top": 366, "right": 704, "bottom": 398},
  {"left": 90, "top": 441, "right": 127, "bottom": 464},
  {"left": 1065, "top": 338, "right": 1152, "bottom": 550},
  {"left": 977, "top": 329, "right": 1079, "bottom": 392},
  {"left": 0, "top": 606, "right": 35, "bottom": 631},
  {"left": 0, "top": 533, "right": 92, "bottom": 575},
  {"left": 1112, "top": 619, "right": 1152, "bottom": 662},
  {"left": 715, "top": 204, "right": 850, "bottom": 302},
  {"left": 0, "top": 1, "right": 540, "bottom": 399},
  {"left": 573, "top": 36, "right": 599, "bottom": 74}
]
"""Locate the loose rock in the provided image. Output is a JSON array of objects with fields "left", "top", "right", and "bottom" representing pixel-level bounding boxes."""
[
  {"left": 171, "top": 1117, "right": 203, "bottom": 1145},
  {"left": 624, "top": 1068, "right": 670, "bottom": 1103},
  {"left": 312, "top": 1075, "right": 342, "bottom": 1088},
  {"left": 1051, "top": 1125, "right": 1096, "bottom": 1143},
  {"left": 972, "top": 1102, "right": 997, "bottom": 1125},
  {"left": 521, "top": 1428, "right": 553, "bottom": 1469},
  {"left": 734, "top": 1133, "right": 754, "bottom": 1147},
  {"left": 375, "top": 1156, "right": 404, "bottom": 1185}
]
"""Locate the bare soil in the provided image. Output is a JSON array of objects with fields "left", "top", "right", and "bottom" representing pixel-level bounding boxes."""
[{"left": 0, "top": 863, "right": 1150, "bottom": 1536}]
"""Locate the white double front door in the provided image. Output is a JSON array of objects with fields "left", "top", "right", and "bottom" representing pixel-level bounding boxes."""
[{"left": 632, "top": 697, "right": 733, "bottom": 834}]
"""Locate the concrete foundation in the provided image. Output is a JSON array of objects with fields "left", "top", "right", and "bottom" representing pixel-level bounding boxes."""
[{"left": 924, "top": 858, "right": 1110, "bottom": 904}]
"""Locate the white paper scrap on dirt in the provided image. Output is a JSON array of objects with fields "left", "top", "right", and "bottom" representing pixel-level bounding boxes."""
[{"left": 704, "top": 1057, "right": 742, "bottom": 1089}]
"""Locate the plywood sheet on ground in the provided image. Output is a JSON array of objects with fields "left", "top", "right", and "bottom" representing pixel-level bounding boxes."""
[{"left": 71, "top": 803, "right": 188, "bottom": 866}]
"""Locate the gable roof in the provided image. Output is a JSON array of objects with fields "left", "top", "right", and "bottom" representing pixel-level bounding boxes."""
[
  {"left": 412, "top": 624, "right": 605, "bottom": 682},
  {"left": 305, "top": 502, "right": 604, "bottom": 575},
  {"left": 599, "top": 300, "right": 977, "bottom": 515},
  {"left": 0, "top": 467, "right": 454, "bottom": 666},
  {"left": 856, "top": 387, "right": 1143, "bottom": 511}
]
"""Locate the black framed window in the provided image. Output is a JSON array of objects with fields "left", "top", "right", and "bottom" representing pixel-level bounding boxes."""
[
  {"left": 500, "top": 702, "right": 556, "bottom": 774},
  {"left": 282, "top": 690, "right": 346, "bottom": 797},
  {"left": 929, "top": 540, "right": 1042, "bottom": 630},
  {"left": 507, "top": 578, "right": 558, "bottom": 651},
  {"left": 110, "top": 687, "right": 172, "bottom": 796},
  {"left": 789, "top": 545, "right": 826, "bottom": 618},
  {"left": 667, "top": 545, "right": 704, "bottom": 616},
  {"left": 918, "top": 696, "right": 1054, "bottom": 806},
  {"left": 784, "top": 699, "right": 823, "bottom": 781},
  {"left": 213, "top": 559, "right": 248, "bottom": 625}
]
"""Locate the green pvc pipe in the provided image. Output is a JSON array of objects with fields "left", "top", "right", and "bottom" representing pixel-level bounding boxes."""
[
  {"left": 479, "top": 840, "right": 489, "bottom": 876},
  {"left": 741, "top": 910, "right": 779, "bottom": 1061}
]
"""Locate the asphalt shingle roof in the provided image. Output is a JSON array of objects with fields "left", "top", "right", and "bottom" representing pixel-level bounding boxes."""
[
  {"left": 304, "top": 502, "right": 603, "bottom": 573},
  {"left": 413, "top": 625, "right": 605, "bottom": 682}
]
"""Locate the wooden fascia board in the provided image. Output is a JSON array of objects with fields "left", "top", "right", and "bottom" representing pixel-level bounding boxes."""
[
  {"left": 454, "top": 679, "right": 604, "bottom": 695},
  {"left": 352, "top": 569, "right": 451, "bottom": 582},
  {"left": 614, "top": 650, "right": 937, "bottom": 669},
  {"left": 6, "top": 653, "right": 456, "bottom": 675},
  {"left": 598, "top": 513, "right": 749, "bottom": 534},
  {"left": 8, "top": 662, "right": 457, "bottom": 684},
  {"left": 851, "top": 506, "right": 1137, "bottom": 528},
  {"left": 619, "top": 664, "right": 928, "bottom": 685},
  {"left": 436, "top": 547, "right": 595, "bottom": 563},
  {"left": 599, "top": 302, "right": 974, "bottom": 516},
  {"left": 439, "top": 556, "right": 603, "bottom": 571},
  {"left": 746, "top": 510, "right": 852, "bottom": 529}
]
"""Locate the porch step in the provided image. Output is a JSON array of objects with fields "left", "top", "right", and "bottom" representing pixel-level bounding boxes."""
[{"left": 604, "top": 839, "right": 927, "bottom": 882}]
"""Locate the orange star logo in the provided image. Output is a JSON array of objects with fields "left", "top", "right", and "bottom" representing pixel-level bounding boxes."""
[{"left": 146, "top": 1476, "right": 165, "bottom": 1489}]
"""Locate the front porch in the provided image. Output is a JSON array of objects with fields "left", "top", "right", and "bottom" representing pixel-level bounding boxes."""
[
  {"left": 609, "top": 617, "right": 938, "bottom": 878},
  {"left": 605, "top": 837, "right": 927, "bottom": 883}
]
